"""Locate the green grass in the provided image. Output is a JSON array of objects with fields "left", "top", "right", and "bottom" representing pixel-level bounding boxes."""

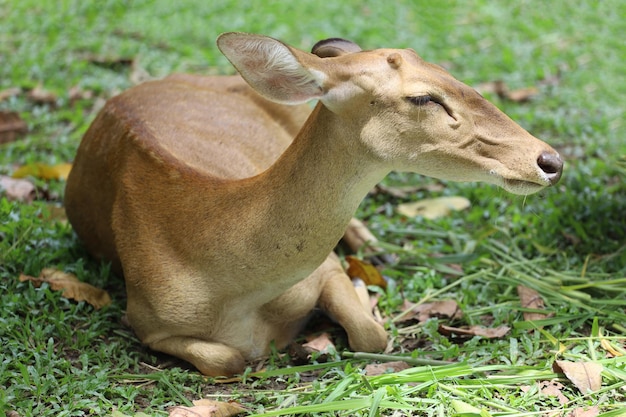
[{"left": 1, "top": 0, "right": 625, "bottom": 416}]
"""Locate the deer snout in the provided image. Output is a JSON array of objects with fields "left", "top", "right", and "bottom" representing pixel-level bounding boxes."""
[{"left": 537, "top": 151, "right": 563, "bottom": 185}]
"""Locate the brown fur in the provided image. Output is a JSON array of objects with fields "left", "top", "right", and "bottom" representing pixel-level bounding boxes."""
[{"left": 65, "top": 33, "right": 562, "bottom": 376}]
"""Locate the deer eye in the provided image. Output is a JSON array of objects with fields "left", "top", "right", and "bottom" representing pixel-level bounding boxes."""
[{"left": 406, "top": 95, "right": 441, "bottom": 106}]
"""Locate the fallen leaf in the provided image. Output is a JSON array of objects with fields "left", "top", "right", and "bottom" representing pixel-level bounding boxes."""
[
  {"left": 600, "top": 337, "right": 623, "bottom": 357},
  {"left": 517, "top": 285, "right": 552, "bottom": 322},
  {"left": 345, "top": 256, "right": 387, "bottom": 288},
  {"left": 364, "top": 361, "right": 411, "bottom": 376},
  {"left": 68, "top": 85, "right": 94, "bottom": 104},
  {"left": 0, "top": 110, "right": 28, "bottom": 144},
  {"left": 288, "top": 332, "right": 336, "bottom": 363},
  {"left": 474, "top": 80, "right": 539, "bottom": 102},
  {"left": 438, "top": 324, "right": 510, "bottom": 339},
  {"left": 396, "top": 299, "right": 462, "bottom": 323},
  {"left": 397, "top": 196, "right": 470, "bottom": 220},
  {"left": 537, "top": 380, "right": 569, "bottom": 405},
  {"left": 553, "top": 360, "right": 603, "bottom": 393},
  {"left": 506, "top": 86, "right": 539, "bottom": 102},
  {"left": 568, "top": 406, "right": 599, "bottom": 417},
  {"left": 303, "top": 332, "right": 335, "bottom": 354},
  {"left": 12, "top": 162, "right": 72, "bottom": 181},
  {"left": 28, "top": 84, "right": 58, "bottom": 106},
  {"left": 0, "top": 87, "right": 21, "bottom": 102},
  {"left": 169, "top": 399, "right": 245, "bottom": 417},
  {"left": 0, "top": 175, "right": 36, "bottom": 202},
  {"left": 342, "top": 218, "right": 378, "bottom": 253},
  {"left": 19, "top": 268, "right": 111, "bottom": 309}
]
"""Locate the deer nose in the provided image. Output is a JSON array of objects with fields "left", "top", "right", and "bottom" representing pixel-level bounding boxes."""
[{"left": 537, "top": 152, "right": 563, "bottom": 185}]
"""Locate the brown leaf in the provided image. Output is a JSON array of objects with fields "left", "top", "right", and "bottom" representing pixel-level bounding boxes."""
[
  {"left": 0, "top": 175, "right": 36, "bottom": 202},
  {"left": 0, "top": 110, "right": 28, "bottom": 144},
  {"left": 397, "top": 196, "right": 470, "bottom": 220},
  {"left": 68, "top": 85, "right": 94, "bottom": 104},
  {"left": 538, "top": 380, "right": 569, "bottom": 405},
  {"left": 474, "top": 80, "right": 538, "bottom": 102},
  {"left": 364, "top": 361, "right": 411, "bottom": 376},
  {"left": 517, "top": 285, "right": 552, "bottom": 322},
  {"left": 19, "top": 268, "right": 111, "bottom": 309},
  {"left": 600, "top": 337, "right": 623, "bottom": 357},
  {"left": 0, "top": 87, "right": 21, "bottom": 102},
  {"left": 28, "top": 85, "right": 58, "bottom": 106},
  {"left": 438, "top": 324, "right": 510, "bottom": 339},
  {"left": 169, "top": 399, "right": 245, "bottom": 417},
  {"left": 507, "top": 87, "right": 539, "bottom": 102},
  {"left": 342, "top": 218, "right": 378, "bottom": 253},
  {"left": 303, "top": 332, "right": 335, "bottom": 354},
  {"left": 345, "top": 256, "right": 386, "bottom": 288},
  {"left": 397, "top": 300, "right": 462, "bottom": 323},
  {"left": 553, "top": 360, "right": 603, "bottom": 393},
  {"left": 12, "top": 162, "right": 73, "bottom": 181}
]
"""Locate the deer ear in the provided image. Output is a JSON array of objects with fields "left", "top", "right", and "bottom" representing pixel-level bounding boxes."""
[
  {"left": 311, "top": 38, "right": 362, "bottom": 58},
  {"left": 217, "top": 32, "right": 325, "bottom": 104}
]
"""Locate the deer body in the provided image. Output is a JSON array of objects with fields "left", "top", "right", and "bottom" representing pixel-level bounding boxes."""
[{"left": 65, "top": 33, "right": 562, "bottom": 376}]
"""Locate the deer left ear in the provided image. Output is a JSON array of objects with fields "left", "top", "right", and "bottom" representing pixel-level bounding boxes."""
[{"left": 218, "top": 32, "right": 325, "bottom": 104}]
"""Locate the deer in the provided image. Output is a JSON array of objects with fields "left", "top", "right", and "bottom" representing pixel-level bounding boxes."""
[{"left": 64, "top": 32, "right": 563, "bottom": 376}]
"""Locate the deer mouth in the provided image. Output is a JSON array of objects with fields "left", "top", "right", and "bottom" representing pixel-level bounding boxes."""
[{"left": 501, "top": 178, "right": 547, "bottom": 196}]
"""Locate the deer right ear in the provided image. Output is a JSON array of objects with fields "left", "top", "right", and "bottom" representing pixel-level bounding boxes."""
[
  {"left": 311, "top": 38, "right": 362, "bottom": 58},
  {"left": 217, "top": 32, "right": 326, "bottom": 104}
]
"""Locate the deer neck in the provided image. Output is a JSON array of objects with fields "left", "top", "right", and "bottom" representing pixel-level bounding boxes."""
[{"left": 232, "top": 104, "right": 387, "bottom": 283}]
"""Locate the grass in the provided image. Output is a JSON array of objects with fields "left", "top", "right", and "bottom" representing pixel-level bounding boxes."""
[{"left": 1, "top": 0, "right": 625, "bottom": 415}]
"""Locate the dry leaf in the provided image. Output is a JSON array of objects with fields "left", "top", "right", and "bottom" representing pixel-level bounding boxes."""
[
  {"left": 517, "top": 285, "right": 552, "bottom": 322},
  {"left": 169, "top": 399, "right": 245, "bottom": 417},
  {"left": 68, "top": 85, "right": 94, "bottom": 104},
  {"left": 0, "top": 110, "right": 28, "bottom": 144},
  {"left": 0, "top": 87, "right": 21, "bottom": 102},
  {"left": 19, "top": 268, "right": 111, "bottom": 309},
  {"left": 397, "top": 196, "right": 470, "bottom": 220},
  {"left": 438, "top": 324, "right": 510, "bottom": 339},
  {"left": 303, "top": 332, "right": 335, "bottom": 354},
  {"left": 507, "top": 86, "right": 539, "bottom": 102},
  {"left": 12, "top": 162, "right": 73, "bottom": 181},
  {"left": 568, "top": 406, "right": 599, "bottom": 417},
  {"left": 537, "top": 380, "right": 569, "bottom": 405},
  {"left": 397, "top": 300, "right": 462, "bottom": 323},
  {"left": 345, "top": 256, "right": 387, "bottom": 288},
  {"left": 474, "top": 80, "right": 538, "bottom": 102},
  {"left": 364, "top": 361, "right": 411, "bottom": 376},
  {"left": 0, "top": 175, "right": 36, "bottom": 202},
  {"left": 600, "top": 337, "right": 623, "bottom": 357},
  {"left": 28, "top": 85, "right": 58, "bottom": 106},
  {"left": 342, "top": 218, "right": 378, "bottom": 253},
  {"left": 289, "top": 332, "right": 336, "bottom": 363},
  {"left": 553, "top": 360, "right": 603, "bottom": 393}
]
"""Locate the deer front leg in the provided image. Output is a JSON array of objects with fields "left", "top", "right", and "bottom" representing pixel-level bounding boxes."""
[
  {"left": 147, "top": 336, "right": 246, "bottom": 377},
  {"left": 316, "top": 253, "right": 388, "bottom": 352}
]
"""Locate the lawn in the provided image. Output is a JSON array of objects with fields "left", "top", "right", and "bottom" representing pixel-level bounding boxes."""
[{"left": 1, "top": 0, "right": 625, "bottom": 416}]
